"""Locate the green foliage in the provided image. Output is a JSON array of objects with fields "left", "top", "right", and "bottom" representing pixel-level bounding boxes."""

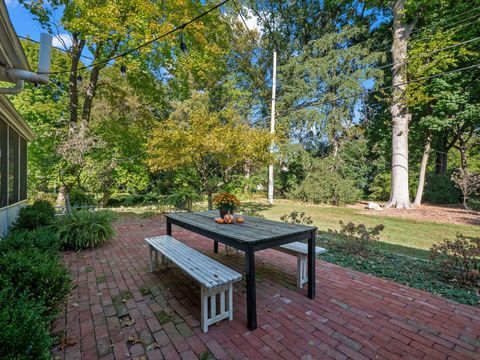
[
  {"left": 106, "top": 193, "right": 163, "bottom": 207},
  {"left": 11, "top": 200, "right": 56, "bottom": 231},
  {"left": 0, "top": 249, "right": 71, "bottom": 318},
  {"left": 0, "top": 286, "right": 52, "bottom": 360},
  {"left": 468, "top": 198, "right": 480, "bottom": 212},
  {"left": 147, "top": 91, "right": 272, "bottom": 208},
  {"left": 289, "top": 159, "right": 360, "bottom": 205},
  {"left": 70, "top": 189, "right": 96, "bottom": 208},
  {"left": 0, "top": 227, "right": 60, "bottom": 254},
  {"left": 319, "top": 240, "right": 479, "bottom": 306},
  {"left": 328, "top": 221, "right": 385, "bottom": 255},
  {"left": 57, "top": 210, "right": 117, "bottom": 250},
  {"left": 430, "top": 234, "right": 480, "bottom": 285},
  {"left": 368, "top": 172, "right": 391, "bottom": 201},
  {"left": 280, "top": 211, "right": 313, "bottom": 225},
  {"left": 166, "top": 187, "right": 201, "bottom": 211},
  {"left": 424, "top": 173, "right": 462, "bottom": 204}
]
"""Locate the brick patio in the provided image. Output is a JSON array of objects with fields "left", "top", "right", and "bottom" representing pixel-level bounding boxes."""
[{"left": 53, "top": 215, "right": 480, "bottom": 360}]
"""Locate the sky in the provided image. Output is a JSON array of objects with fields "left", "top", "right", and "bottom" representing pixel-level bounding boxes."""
[{"left": 6, "top": 0, "right": 80, "bottom": 58}]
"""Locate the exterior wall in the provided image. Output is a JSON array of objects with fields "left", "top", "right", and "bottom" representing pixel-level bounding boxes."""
[{"left": 0, "top": 200, "right": 26, "bottom": 236}]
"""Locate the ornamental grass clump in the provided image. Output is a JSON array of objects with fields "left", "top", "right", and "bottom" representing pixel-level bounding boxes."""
[
  {"left": 57, "top": 210, "right": 117, "bottom": 250},
  {"left": 213, "top": 192, "right": 241, "bottom": 214}
]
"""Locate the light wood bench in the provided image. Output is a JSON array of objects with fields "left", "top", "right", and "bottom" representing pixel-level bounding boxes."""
[
  {"left": 225, "top": 242, "right": 326, "bottom": 288},
  {"left": 275, "top": 242, "right": 326, "bottom": 288},
  {"left": 145, "top": 235, "right": 242, "bottom": 333}
]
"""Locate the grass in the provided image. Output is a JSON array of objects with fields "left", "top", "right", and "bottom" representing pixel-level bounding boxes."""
[{"left": 245, "top": 200, "right": 480, "bottom": 258}]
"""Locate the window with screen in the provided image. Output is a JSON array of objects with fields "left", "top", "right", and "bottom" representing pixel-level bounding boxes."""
[
  {"left": 20, "top": 137, "right": 27, "bottom": 201},
  {"left": 8, "top": 128, "right": 19, "bottom": 205},
  {"left": 0, "top": 119, "right": 7, "bottom": 207}
]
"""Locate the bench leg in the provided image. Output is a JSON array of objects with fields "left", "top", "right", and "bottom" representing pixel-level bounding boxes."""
[
  {"left": 228, "top": 283, "right": 234, "bottom": 321},
  {"left": 298, "top": 255, "right": 308, "bottom": 288},
  {"left": 201, "top": 287, "right": 208, "bottom": 333},
  {"left": 149, "top": 245, "right": 154, "bottom": 272},
  {"left": 200, "top": 284, "right": 234, "bottom": 333}
]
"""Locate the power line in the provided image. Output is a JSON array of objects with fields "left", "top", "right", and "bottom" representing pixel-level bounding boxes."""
[
  {"left": 39, "top": 0, "right": 231, "bottom": 75},
  {"left": 18, "top": 35, "right": 95, "bottom": 61},
  {"left": 232, "top": 0, "right": 258, "bottom": 44},
  {"left": 369, "top": 11, "right": 480, "bottom": 53},
  {"left": 282, "top": 63, "right": 480, "bottom": 114},
  {"left": 368, "top": 36, "right": 480, "bottom": 72}
]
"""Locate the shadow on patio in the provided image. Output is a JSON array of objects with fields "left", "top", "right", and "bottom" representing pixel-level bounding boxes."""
[{"left": 53, "top": 215, "right": 480, "bottom": 360}]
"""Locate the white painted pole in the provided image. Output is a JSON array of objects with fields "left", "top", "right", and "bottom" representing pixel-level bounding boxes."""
[{"left": 267, "top": 50, "right": 277, "bottom": 205}]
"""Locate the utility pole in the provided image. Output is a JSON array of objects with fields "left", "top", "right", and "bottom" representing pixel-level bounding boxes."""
[{"left": 267, "top": 50, "right": 277, "bottom": 205}]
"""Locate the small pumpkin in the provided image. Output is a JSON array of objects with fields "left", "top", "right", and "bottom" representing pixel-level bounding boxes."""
[
  {"left": 215, "top": 217, "right": 224, "bottom": 224},
  {"left": 223, "top": 212, "right": 234, "bottom": 224},
  {"left": 236, "top": 216, "right": 245, "bottom": 224}
]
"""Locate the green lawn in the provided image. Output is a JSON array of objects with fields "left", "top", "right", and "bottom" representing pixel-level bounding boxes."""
[{"left": 242, "top": 200, "right": 480, "bottom": 259}]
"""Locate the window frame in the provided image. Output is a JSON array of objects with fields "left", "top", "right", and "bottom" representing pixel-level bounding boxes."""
[{"left": 0, "top": 119, "right": 28, "bottom": 209}]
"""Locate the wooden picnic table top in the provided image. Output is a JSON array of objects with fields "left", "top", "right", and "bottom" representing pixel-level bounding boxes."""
[{"left": 165, "top": 211, "right": 317, "bottom": 246}]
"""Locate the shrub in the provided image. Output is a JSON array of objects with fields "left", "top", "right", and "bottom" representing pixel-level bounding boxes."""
[
  {"left": 57, "top": 210, "right": 116, "bottom": 250},
  {"left": 289, "top": 166, "right": 360, "bottom": 205},
  {"left": 467, "top": 198, "right": 480, "bottom": 211},
  {"left": 430, "top": 234, "right": 480, "bottom": 285},
  {"left": 0, "top": 249, "right": 71, "bottom": 318},
  {"left": 0, "top": 227, "right": 60, "bottom": 253},
  {"left": 70, "top": 189, "right": 96, "bottom": 208},
  {"left": 424, "top": 173, "right": 462, "bottom": 204},
  {"left": 451, "top": 169, "right": 480, "bottom": 210},
  {"left": 11, "top": 200, "right": 55, "bottom": 231},
  {"left": 328, "top": 221, "right": 385, "bottom": 255},
  {"left": 166, "top": 188, "right": 202, "bottom": 211},
  {"left": 0, "top": 286, "right": 52, "bottom": 360},
  {"left": 280, "top": 211, "right": 313, "bottom": 225}
]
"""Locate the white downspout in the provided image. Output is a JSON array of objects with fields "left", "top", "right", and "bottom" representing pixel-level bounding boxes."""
[{"left": 0, "top": 33, "right": 52, "bottom": 94}]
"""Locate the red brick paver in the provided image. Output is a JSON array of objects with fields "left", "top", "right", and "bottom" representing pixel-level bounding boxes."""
[{"left": 53, "top": 215, "right": 480, "bottom": 359}]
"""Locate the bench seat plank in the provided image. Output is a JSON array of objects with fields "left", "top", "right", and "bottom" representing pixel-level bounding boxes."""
[
  {"left": 145, "top": 235, "right": 241, "bottom": 289},
  {"left": 277, "top": 242, "right": 326, "bottom": 256}
]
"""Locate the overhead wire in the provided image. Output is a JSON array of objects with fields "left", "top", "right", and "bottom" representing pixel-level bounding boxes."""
[{"left": 33, "top": 0, "right": 231, "bottom": 75}]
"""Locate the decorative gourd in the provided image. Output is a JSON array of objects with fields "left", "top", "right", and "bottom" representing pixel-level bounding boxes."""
[
  {"left": 236, "top": 216, "right": 245, "bottom": 224},
  {"left": 215, "top": 217, "right": 224, "bottom": 224},
  {"left": 223, "top": 212, "right": 234, "bottom": 224}
]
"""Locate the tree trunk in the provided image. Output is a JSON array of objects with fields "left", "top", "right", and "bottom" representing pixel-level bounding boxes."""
[
  {"left": 207, "top": 191, "right": 213, "bottom": 211},
  {"left": 98, "top": 192, "right": 111, "bottom": 208},
  {"left": 413, "top": 133, "right": 432, "bottom": 206},
  {"left": 386, "top": 0, "right": 414, "bottom": 209},
  {"left": 458, "top": 137, "right": 468, "bottom": 171},
  {"left": 56, "top": 185, "right": 72, "bottom": 213},
  {"left": 244, "top": 160, "right": 251, "bottom": 193},
  {"left": 68, "top": 35, "right": 85, "bottom": 134},
  {"left": 81, "top": 65, "right": 101, "bottom": 126}
]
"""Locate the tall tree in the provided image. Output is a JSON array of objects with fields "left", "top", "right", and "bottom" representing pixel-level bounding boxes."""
[
  {"left": 385, "top": 0, "right": 415, "bottom": 208},
  {"left": 19, "top": 0, "right": 231, "bottom": 207}
]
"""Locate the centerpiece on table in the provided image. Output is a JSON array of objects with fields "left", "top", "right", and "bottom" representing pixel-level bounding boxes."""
[{"left": 213, "top": 192, "right": 241, "bottom": 219}]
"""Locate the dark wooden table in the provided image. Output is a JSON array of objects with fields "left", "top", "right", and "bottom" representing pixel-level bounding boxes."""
[{"left": 165, "top": 211, "right": 317, "bottom": 331}]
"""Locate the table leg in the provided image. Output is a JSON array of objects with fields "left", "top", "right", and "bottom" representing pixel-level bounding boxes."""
[
  {"left": 308, "top": 230, "right": 316, "bottom": 299},
  {"left": 245, "top": 246, "right": 257, "bottom": 330},
  {"left": 214, "top": 241, "right": 218, "bottom": 253},
  {"left": 166, "top": 219, "right": 172, "bottom": 236}
]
